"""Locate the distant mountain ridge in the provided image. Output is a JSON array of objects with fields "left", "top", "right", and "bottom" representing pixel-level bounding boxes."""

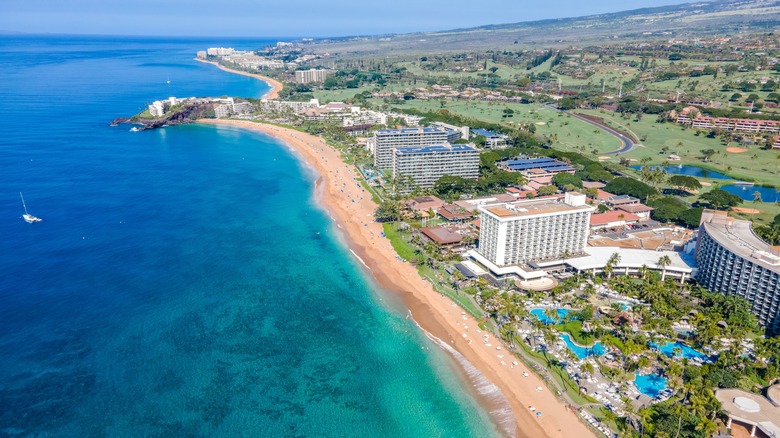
[{"left": 306, "top": 0, "right": 780, "bottom": 55}]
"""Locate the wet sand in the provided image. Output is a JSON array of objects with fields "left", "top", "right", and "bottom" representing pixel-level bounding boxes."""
[{"left": 198, "top": 119, "right": 594, "bottom": 438}]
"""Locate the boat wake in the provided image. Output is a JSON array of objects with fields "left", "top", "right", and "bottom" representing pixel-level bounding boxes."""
[{"left": 410, "top": 312, "right": 516, "bottom": 437}]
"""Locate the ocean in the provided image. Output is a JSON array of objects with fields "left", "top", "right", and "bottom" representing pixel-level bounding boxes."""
[{"left": 0, "top": 36, "right": 501, "bottom": 436}]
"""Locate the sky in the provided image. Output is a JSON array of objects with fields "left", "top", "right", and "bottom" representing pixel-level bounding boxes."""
[{"left": 1, "top": 0, "right": 697, "bottom": 38}]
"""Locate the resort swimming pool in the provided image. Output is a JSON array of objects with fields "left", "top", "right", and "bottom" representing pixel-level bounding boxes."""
[
  {"left": 652, "top": 341, "right": 710, "bottom": 362},
  {"left": 530, "top": 308, "right": 571, "bottom": 325},
  {"left": 560, "top": 334, "right": 605, "bottom": 359},
  {"left": 634, "top": 374, "right": 668, "bottom": 398}
]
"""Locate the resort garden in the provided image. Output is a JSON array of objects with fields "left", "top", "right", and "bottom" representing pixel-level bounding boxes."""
[{"left": 463, "top": 265, "right": 780, "bottom": 437}]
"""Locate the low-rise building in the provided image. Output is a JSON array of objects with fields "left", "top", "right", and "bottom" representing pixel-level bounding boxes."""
[
  {"left": 677, "top": 106, "right": 780, "bottom": 134},
  {"left": 589, "top": 210, "right": 641, "bottom": 230},
  {"left": 617, "top": 203, "right": 654, "bottom": 220},
  {"left": 606, "top": 195, "right": 640, "bottom": 208},
  {"left": 498, "top": 157, "right": 575, "bottom": 175},
  {"left": 566, "top": 247, "right": 694, "bottom": 282},
  {"left": 471, "top": 128, "right": 510, "bottom": 149},
  {"left": 405, "top": 196, "right": 445, "bottom": 215},
  {"left": 420, "top": 226, "right": 472, "bottom": 252},
  {"left": 715, "top": 386, "right": 780, "bottom": 438}
]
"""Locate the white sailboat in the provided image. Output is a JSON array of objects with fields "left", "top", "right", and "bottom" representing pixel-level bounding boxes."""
[{"left": 20, "top": 192, "right": 42, "bottom": 223}]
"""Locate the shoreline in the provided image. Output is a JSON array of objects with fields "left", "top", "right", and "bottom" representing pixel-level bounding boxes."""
[
  {"left": 194, "top": 58, "right": 283, "bottom": 99},
  {"left": 198, "top": 118, "right": 595, "bottom": 438}
]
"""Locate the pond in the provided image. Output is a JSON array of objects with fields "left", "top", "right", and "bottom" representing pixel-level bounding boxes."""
[
  {"left": 634, "top": 373, "right": 668, "bottom": 398},
  {"left": 630, "top": 165, "right": 733, "bottom": 180},
  {"left": 530, "top": 308, "right": 571, "bottom": 325},
  {"left": 720, "top": 184, "right": 780, "bottom": 202},
  {"left": 560, "top": 333, "right": 605, "bottom": 359}
]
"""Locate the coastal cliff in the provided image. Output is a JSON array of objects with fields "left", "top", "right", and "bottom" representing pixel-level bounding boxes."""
[{"left": 110, "top": 102, "right": 216, "bottom": 130}]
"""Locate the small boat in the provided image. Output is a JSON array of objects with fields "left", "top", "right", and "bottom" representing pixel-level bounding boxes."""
[
  {"left": 130, "top": 127, "right": 139, "bottom": 132},
  {"left": 20, "top": 192, "right": 42, "bottom": 223},
  {"left": 733, "top": 181, "right": 755, "bottom": 186}
]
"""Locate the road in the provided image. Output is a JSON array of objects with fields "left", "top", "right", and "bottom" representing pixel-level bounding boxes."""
[{"left": 546, "top": 104, "right": 635, "bottom": 154}]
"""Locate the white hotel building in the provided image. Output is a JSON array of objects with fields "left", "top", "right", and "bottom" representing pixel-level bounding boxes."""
[
  {"left": 477, "top": 192, "right": 594, "bottom": 268},
  {"left": 294, "top": 69, "right": 333, "bottom": 84},
  {"left": 371, "top": 127, "right": 449, "bottom": 170},
  {"left": 391, "top": 144, "right": 479, "bottom": 189}
]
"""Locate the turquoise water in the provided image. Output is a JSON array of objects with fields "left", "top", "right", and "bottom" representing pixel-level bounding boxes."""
[
  {"left": 634, "top": 374, "right": 668, "bottom": 398},
  {"left": 530, "top": 308, "right": 571, "bottom": 325},
  {"left": 629, "top": 165, "right": 732, "bottom": 180},
  {"left": 0, "top": 36, "right": 501, "bottom": 436},
  {"left": 559, "top": 334, "right": 605, "bottom": 359},
  {"left": 721, "top": 184, "right": 780, "bottom": 202},
  {"left": 651, "top": 341, "right": 710, "bottom": 362}
]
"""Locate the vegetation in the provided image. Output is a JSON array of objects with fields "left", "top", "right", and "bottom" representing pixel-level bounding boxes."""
[{"left": 604, "top": 177, "right": 658, "bottom": 201}]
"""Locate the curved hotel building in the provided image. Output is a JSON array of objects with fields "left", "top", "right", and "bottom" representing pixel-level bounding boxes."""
[{"left": 695, "top": 210, "right": 780, "bottom": 334}]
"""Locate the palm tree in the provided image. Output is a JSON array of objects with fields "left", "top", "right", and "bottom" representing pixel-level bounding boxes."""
[
  {"left": 544, "top": 308, "right": 559, "bottom": 326},
  {"left": 605, "top": 252, "right": 621, "bottom": 279},
  {"left": 583, "top": 282, "right": 596, "bottom": 299},
  {"left": 657, "top": 255, "right": 672, "bottom": 282}
]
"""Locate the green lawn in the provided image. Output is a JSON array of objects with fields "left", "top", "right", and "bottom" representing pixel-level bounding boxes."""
[
  {"left": 575, "top": 109, "right": 780, "bottom": 185},
  {"left": 367, "top": 99, "right": 624, "bottom": 153},
  {"left": 381, "top": 222, "right": 418, "bottom": 261}
]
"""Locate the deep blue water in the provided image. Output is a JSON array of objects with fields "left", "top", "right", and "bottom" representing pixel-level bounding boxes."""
[
  {"left": 721, "top": 184, "right": 780, "bottom": 202},
  {"left": 0, "top": 36, "right": 501, "bottom": 436},
  {"left": 629, "top": 165, "right": 732, "bottom": 180}
]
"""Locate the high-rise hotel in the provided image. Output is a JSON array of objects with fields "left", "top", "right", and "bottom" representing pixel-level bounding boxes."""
[
  {"left": 695, "top": 210, "right": 780, "bottom": 334},
  {"left": 391, "top": 144, "right": 479, "bottom": 189},
  {"left": 371, "top": 127, "right": 449, "bottom": 170},
  {"left": 477, "top": 192, "right": 594, "bottom": 267}
]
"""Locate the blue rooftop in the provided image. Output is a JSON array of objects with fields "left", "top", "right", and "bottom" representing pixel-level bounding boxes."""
[
  {"left": 395, "top": 144, "right": 478, "bottom": 154},
  {"left": 472, "top": 128, "right": 504, "bottom": 138},
  {"left": 503, "top": 157, "right": 573, "bottom": 172}
]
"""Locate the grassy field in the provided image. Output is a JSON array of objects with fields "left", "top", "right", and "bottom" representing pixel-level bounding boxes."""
[
  {"left": 575, "top": 109, "right": 780, "bottom": 185},
  {"left": 313, "top": 83, "right": 410, "bottom": 102},
  {"left": 366, "top": 99, "right": 624, "bottom": 153}
]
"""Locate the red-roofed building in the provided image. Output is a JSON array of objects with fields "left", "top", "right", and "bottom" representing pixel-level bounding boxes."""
[
  {"left": 595, "top": 189, "right": 616, "bottom": 201},
  {"left": 438, "top": 204, "right": 474, "bottom": 222},
  {"left": 504, "top": 186, "right": 538, "bottom": 199},
  {"left": 617, "top": 203, "right": 655, "bottom": 220},
  {"left": 582, "top": 181, "right": 606, "bottom": 189},
  {"left": 405, "top": 196, "right": 445, "bottom": 214},
  {"left": 589, "top": 210, "right": 640, "bottom": 230}
]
